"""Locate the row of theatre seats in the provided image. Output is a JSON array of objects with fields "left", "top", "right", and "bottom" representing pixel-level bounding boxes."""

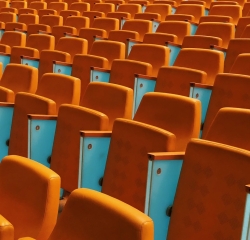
[{"left": 0, "top": 0, "right": 250, "bottom": 239}]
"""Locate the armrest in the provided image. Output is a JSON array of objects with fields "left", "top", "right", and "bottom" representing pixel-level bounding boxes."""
[
  {"left": 189, "top": 82, "right": 213, "bottom": 127},
  {"left": 0, "top": 103, "right": 14, "bottom": 161},
  {"left": 165, "top": 42, "right": 182, "bottom": 66},
  {"left": 0, "top": 52, "right": 10, "bottom": 71},
  {"left": 38, "top": 30, "right": 51, "bottom": 35},
  {"left": 241, "top": 184, "right": 250, "bottom": 240},
  {"left": 64, "top": 32, "right": 78, "bottom": 38},
  {"left": 14, "top": 28, "right": 27, "bottom": 34},
  {"left": 94, "top": 35, "right": 107, "bottom": 41},
  {"left": 94, "top": 35, "right": 108, "bottom": 40},
  {"left": 145, "top": 152, "right": 184, "bottom": 239},
  {"left": 0, "top": 215, "right": 14, "bottom": 239},
  {"left": 0, "top": 86, "right": 14, "bottom": 103},
  {"left": 53, "top": 60, "right": 72, "bottom": 76},
  {"left": 133, "top": 74, "right": 157, "bottom": 118},
  {"left": 21, "top": 55, "right": 39, "bottom": 68},
  {"left": 184, "top": 19, "right": 198, "bottom": 35},
  {"left": 78, "top": 131, "right": 112, "bottom": 191},
  {"left": 90, "top": 67, "right": 111, "bottom": 83},
  {"left": 28, "top": 114, "right": 57, "bottom": 168},
  {"left": 210, "top": 45, "right": 227, "bottom": 58}
]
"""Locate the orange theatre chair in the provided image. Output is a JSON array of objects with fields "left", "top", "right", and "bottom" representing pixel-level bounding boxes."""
[
  {"left": 0, "top": 73, "right": 80, "bottom": 162},
  {"left": 78, "top": 17, "right": 119, "bottom": 53},
  {"left": 53, "top": 40, "right": 125, "bottom": 95},
  {"left": 133, "top": 48, "right": 224, "bottom": 120},
  {"left": 18, "top": 1, "right": 48, "bottom": 15},
  {"left": 21, "top": 36, "right": 87, "bottom": 80},
  {"left": 27, "top": 82, "right": 133, "bottom": 195},
  {"left": 77, "top": 92, "right": 201, "bottom": 239},
  {"left": 0, "top": 155, "right": 60, "bottom": 239},
  {"left": 27, "top": 15, "right": 63, "bottom": 36}
]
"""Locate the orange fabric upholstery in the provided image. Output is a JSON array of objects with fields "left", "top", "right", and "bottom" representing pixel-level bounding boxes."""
[
  {"left": 0, "top": 155, "right": 60, "bottom": 240},
  {"left": 36, "top": 73, "right": 81, "bottom": 112},
  {"left": 38, "top": 49, "right": 70, "bottom": 80},
  {"left": 204, "top": 107, "right": 250, "bottom": 151},
  {"left": 183, "top": 35, "right": 222, "bottom": 49},
  {"left": 208, "top": 5, "right": 242, "bottom": 25},
  {"left": 230, "top": 53, "right": 250, "bottom": 75},
  {"left": 154, "top": 66, "right": 207, "bottom": 96},
  {"left": 144, "top": 32, "right": 178, "bottom": 45},
  {"left": 183, "top": 22, "right": 235, "bottom": 49},
  {"left": 82, "top": 11, "right": 105, "bottom": 26},
  {"left": 102, "top": 118, "right": 176, "bottom": 212},
  {"left": 52, "top": 25, "right": 77, "bottom": 44},
  {"left": 116, "top": 3, "right": 142, "bottom": 18},
  {"left": 89, "top": 40, "right": 125, "bottom": 68},
  {"left": 92, "top": 17, "right": 120, "bottom": 34},
  {"left": 202, "top": 73, "right": 250, "bottom": 137},
  {"left": 71, "top": 55, "right": 108, "bottom": 95},
  {"left": 27, "top": 15, "right": 63, "bottom": 35},
  {"left": 19, "top": 2, "right": 47, "bottom": 15},
  {"left": 50, "top": 104, "right": 109, "bottom": 192},
  {"left": 224, "top": 39, "right": 250, "bottom": 72},
  {"left": 167, "top": 138, "right": 250, "bottom": 240},
  {"left": 93, "top": 3, "right": 115, "bottom": 14},
  {"left": 59, "top": 10, "right": 80, "bottom": 23},
  {"left": 134, "top": 92, "right": 201, "bottom": 150},
  {"left": 55, "top": 37, "right": 88, "bottom": 62},
  {"left": 0, "top": 12, "right": 16, "bottom": 25},
  {"left": 81, "top": 82, "right": 133, "bottom": 129},
  {"left": 199, "top": 15, "right": 234, "bottom": 23},
  {"left": 236, "top": 16, "right": 250, "bottom": 37},
  {"left": 134, "top": 4, "right": 172, "bottom": 21},
  {"left": 79, "top": 28, "right": 107, "bottom": 53},
  {"left": 165, "top": 4, "right": 205, "bottom": 23},
  {"left": 70, "top": 2, "right": 90, "bottom": 14},
  {"left": 144, "top": 21, "right": 191, "bottom": 45},
  {"left": 109, "top": 59, "right": 152, "bottom": 89},
  {"left": 174, "top": 48, "right": 224, "bottom": 85},
  {"left": 128, "top": 44, "right": 169, "bottom": 77},
  {"left": 8, "top": 92, "right": 57, "bottom": 157},
  {"left": 0, "top": 31, "right": 26, "bottom": 54},
  {"left": 5, "top": 14, "right": 39, "bottom": 31},
  {"left": 10, "top": 34, "right": 55, "bottom": 63},
  {"left": 0, "top": 64, "right": 38, "bottom": 102},
  {"left": 121, "top": 19, "right": 153, "bottom": 41},
  {"left": 0, "top": 214, "right": 14, "bottom": 240},
  {"left": 47, "top": 188, "right": 154, "bottom": 240},
  {"left": 64, "top": 16, "right": 90, "bottom": 34},
  {"left": 109, "top": 30, "right": 140, "bottom": 44}
]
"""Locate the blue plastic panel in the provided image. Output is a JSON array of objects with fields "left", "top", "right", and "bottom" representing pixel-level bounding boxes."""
[
  {"left": 0, "top": 30, "right": 4, "bottom": 40},
  {"left": 21, "top": 57, "right": 40, "bottom": 69},
  {"left": 152, "top": 20, "right": 160, "bottom": 32},
  {"left": 94, "top": 36, "right": 104, "bottom": 41},
  {"left": 145, "top": 159, "right": 183, "bottom": 240},
  {"left": 142, "top": 5, "right": 146, "bottom": 12},
  {"left": 168, "top": 44, "right": 181, "bottom": 66},
  {"left": 0, "top": 106, "right": 14, "bottom": 161},
  {"left": 127, "top": 40, "right": 137, "bottom": 57},
  {"left": 78, "top": 136, "right": 111, "bottom": 191},
  {"left": 205, "top": 9, "right": 209, "bottom": 15},
  {"left": 121, "top": 18, "right": 126, "bottom": 29},
  {"left": 53, "top": 63, "right": 72, "bottom": 76},
  {"left": 171, "top": 7, "right": 176, "bottom": 14},
  {"left": 190, "top": 23, "right": 198, "bottom": 35},
  {"left": 189, "top": 86, "right": 212, "bottom": 126},
  {"left": 241, "top": 193, "right": 250, "bottom": 240},
  {"left": 133, "top": 77, "right": 156, "bottom": 118},
  {"left": 28, "top": 118, "right": 57, "bottom": 168},
  {"left": 90, "top": 69, "right": 110, "bottom": 83},
  {"left": 0, "top": 54, "right": 10, "bottom": 71}
]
